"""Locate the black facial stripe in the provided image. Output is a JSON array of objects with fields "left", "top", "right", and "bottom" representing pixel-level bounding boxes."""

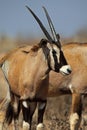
[
  {"left": 52, "top": 49, "right": 60, "bottom": 71},
  {"left": 60, "top": 50, "right": 67, "bottom": 65}
]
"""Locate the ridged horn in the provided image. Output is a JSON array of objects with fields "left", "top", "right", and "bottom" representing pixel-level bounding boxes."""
[
  {"left": 43, "top": 6, "right": 61, "bottom": 47},
  {"left": 26, "top": 6, "right": 53, "bottom": 42}
]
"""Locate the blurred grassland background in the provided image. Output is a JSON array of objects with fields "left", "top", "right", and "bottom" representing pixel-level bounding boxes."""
[{"left": 0, "top": 28, "right": 87, "bottom": 53}]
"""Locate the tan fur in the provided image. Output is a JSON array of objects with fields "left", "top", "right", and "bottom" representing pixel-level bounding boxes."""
[{"left": 0, "top": 43, "right": 50, "bottom": 100}]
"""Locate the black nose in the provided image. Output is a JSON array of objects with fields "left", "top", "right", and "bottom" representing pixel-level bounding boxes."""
[{"left": 67, "top": 68, "right": 72, "bottom": 74}]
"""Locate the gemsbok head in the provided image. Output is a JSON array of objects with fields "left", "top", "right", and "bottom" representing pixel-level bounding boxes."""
[{"left": 25, "top": 6, "right": 72, "bottom": 75}]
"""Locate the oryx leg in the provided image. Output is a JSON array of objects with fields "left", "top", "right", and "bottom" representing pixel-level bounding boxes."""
[
  {"left": 22, "top": 101, "right": 37, "bottom": 130},
  {"left": 37, "top": 100, "right": 47, "bottom": 130},
  {"left": 70, "top": 93, "right": 82, "bottom": 130},
  {"left": 13, "top": 96, "right": 21, "bottom": 130},
  {"left": 5, "top": 93, "right": 21, "bottom": 130}
]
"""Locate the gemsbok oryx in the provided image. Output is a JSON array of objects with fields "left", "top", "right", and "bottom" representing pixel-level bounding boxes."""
[
  {"left": 0, "top": 6, "right": 71, "bottom": 130},
  {"left": 9, "top": 42, "right": 87, "bottom": 130}
]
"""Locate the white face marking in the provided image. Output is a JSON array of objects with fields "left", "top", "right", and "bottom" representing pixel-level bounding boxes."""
[
  {"left": 47, "top": 42, "right": 52, "bottom": 50},
  {"left": 59, "top": 65, "right": 72, "bottom": 75},
  {"left": 53, "top": 45, "right": 60, "bottom": 63},
  {"left": 47, "top": 43, "right": 55, "bottom": 70},
  {"left": 50, "top": 50, "right": 55, "bottom": 70}
]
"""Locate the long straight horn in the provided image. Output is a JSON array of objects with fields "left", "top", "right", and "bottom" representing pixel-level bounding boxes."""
[
  {"left": 42, "top": 6, "right": 57, "bottom": 41},
  {"left": 43, "top": 6, "right": 61, "bottom": 47},
  {"left": 26, "top": 6, "right": 53, "bottom": 42}
]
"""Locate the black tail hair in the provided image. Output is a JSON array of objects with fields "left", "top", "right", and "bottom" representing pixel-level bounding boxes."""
[{"left": 5, "top": 102, "right": 14, "bottom": 124}]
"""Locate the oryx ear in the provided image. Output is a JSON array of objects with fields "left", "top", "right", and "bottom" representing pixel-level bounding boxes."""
[
  {"left": 40, "top": 39, "right": 50, "bottom": 58},
  {"left": 31, "top": 45, "right": 39, "bottom": 52},
  {"left": 39, "top": 39, "right": 48, "bottom": 47}
]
